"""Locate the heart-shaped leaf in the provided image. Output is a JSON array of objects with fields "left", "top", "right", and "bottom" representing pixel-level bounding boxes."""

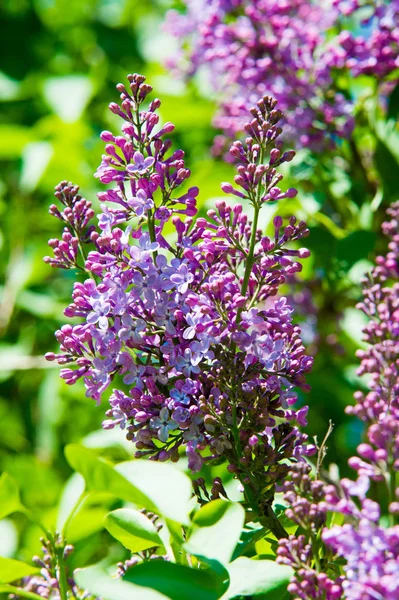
[{"left": 105, "top": 508, "right": 163, "bottom": 553}]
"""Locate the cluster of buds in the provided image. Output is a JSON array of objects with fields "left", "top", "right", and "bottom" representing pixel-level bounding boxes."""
[
  {"left": 277, "top": 463, "right": 343, "bottom": 600},
  {"left": 11, "top": 536, "right": 99, "bottom": 600}
]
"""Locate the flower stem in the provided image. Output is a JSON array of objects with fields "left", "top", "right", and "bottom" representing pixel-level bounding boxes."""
[
  {"left": 56, "top": 546, "right": 70, "bottom": 600},
  {"left": 240, "top": 203, "right": 260, "bottom": 299}
]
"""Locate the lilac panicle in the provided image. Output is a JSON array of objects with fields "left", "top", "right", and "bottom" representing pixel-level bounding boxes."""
[
  {"left": 45, "top": 74, "right": 314, "bottom": 536},
  {"left": 44, "top": 181, "right": 95, "bottom": 270},
  {"left": 276, "top": 462, "right": 344, "bottom": 600},
  {"left": 331, "top": 0, "right": 399, "bottom": 79},
  {"left": 164, "top": 0, "right": 398, "bottom": 153},
  {"left": 320, "top": 201, "right": 399, "bottom": 600},
  {"left": 278, "top": 202, "right": 399, "bottom": 599}
]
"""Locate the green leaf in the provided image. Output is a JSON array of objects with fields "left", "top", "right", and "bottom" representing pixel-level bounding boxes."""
[
  {"left": 56, "top": 473, "right": 85, "bottom": 532},
  {"left": 124, "top": 560, "right": 229, "bottom": 600},
  {"left": 231, "top": 524, "right": 266, "bottom": 561},
  {"left": 116, "top": 460, "right": 193, "bottom": 525},
  {"left": 0, "top": 557, "right": 39, "bottom": 583},
  {"left": 68, "top": 506, "right": 111, "bottom": 543},
  {"left": 104, "top": 508, "right": 163, "bottom": 553},
  {"left": 0, "top": 473, "right": 22, "bottom": 520},
  {"left": 64, "top": 445, "right": 156, "bottom": 511},
  {"left": 185, "top": 500, "right": 245, "bottom": 565},
  {"left": 75, "top": 565, "right": 168, "bottom": 600},
  {"left": 221, "top": 557, "right": 292, "bottom": 599}
]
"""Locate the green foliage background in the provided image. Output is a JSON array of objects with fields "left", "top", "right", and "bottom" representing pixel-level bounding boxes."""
[{"left": 0, "top": 0, "right": 398, "bottom": 573}]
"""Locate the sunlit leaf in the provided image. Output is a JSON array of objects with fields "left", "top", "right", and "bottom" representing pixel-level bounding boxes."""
[
  {"left": 64, "top": 444, "right": 156, "bottom": 511},
  {"left": 20, "top": 142, "right": 53, "bottom": 193},
  {"left": 124, "top": 559, "right": 229, "bottom": 600},
  {"left": 75, "top": 565, "right": 168, "bottom": 600},
  {"left": 185, "top": 500, "right": 245, "bottom": 565},
  {"left": 0, "top": 125, "right": 32, "bottom": 158},
  {"left": 0, "top": 520, "right": 18, "bottom": 557},
  {"left": 0, "top": 473, "right": 22, "bottom": 520},
  {"left": 0, "top": 557, "right": 39, "bottom": 584},
  {"left": 105, "top": 508, "right": 163, "bottom": 553},
  {"left": 116, "top": 460, "right": 192, "bottom": 525},
  {"left": 221, "top": 557, "right": 292, "bottom": 599},
  {"left": 43, "top": 76, "right": 93, "bottom": 123}
]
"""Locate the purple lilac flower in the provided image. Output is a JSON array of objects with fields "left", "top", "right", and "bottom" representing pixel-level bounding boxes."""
[
  {"left": 330, "top": 0, "right": 399, "bottom": 79},
  {"left": 45, "top": 75, "right": 315, "bottom": 538},
  {"left": 164, "top": 0, "right": 355, "bottom": 151},
  {"left": 318, "top": 202, "right": 399, "bottom": 600},
  {"left": 44, "top": 181, "right": 95, "bottom": 270},
  {"left": 164, "top": 0, "right": 398, "bottom": 153},
  {"left": 278, "top": 202, "right": 399, "bottom": 599},
  {"left": 276, "top": 462, "right": 344, "bottom": 600}
]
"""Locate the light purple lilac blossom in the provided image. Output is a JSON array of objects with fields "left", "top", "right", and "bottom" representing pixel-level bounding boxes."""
[
  {"left": 45, "top": 74, "right": 314, "bottom": 536},
  {"left": 320, "top": 202, "right": 399, "bottom": 600},
  {"left": 164, "top": 0, "right": 398, "bottom": 152},
  {"left": 278, "top": 202, "right": 399, "bottom": 600}
]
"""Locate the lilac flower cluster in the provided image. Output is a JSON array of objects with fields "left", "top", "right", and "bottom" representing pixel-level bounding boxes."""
[
  {"left": 331, "top": 0, "right": 399, "bottom": 78},
  {"left": 320, "top": 201, "right": 399, "bottom": 600},
  {"left": 12, "top": 538, "right": 100, "bottom": 600},
  {"left": 278, "top": 202, "right": 399, "bottom": 599},
  {"left": 45, "top": 74, "right": 314, "bottom": 534},
  {"left": 164, "top": 0, "right": 398, "bottom": 152},
  {"left": 277, "top": 462, "right": 344, "bottom": 600}
]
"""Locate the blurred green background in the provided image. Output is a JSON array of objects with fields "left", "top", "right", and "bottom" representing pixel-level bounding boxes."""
[{"left": 0, "top": 0, "right": 398, "bottom": 566}]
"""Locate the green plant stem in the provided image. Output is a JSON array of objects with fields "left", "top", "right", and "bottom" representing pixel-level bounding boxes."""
[
  {"left": 241, "top": 204, "right": 260, "bottom": 298},
  {"left": 259, "top": 505, "right": 289, "bottom": 540},
  {"left": 0, "top": 586, "right": 44, "bottom": 600},
  {"left": 147, "top": 210, "right": 158, "bottom": 260},
  {"left": 349, "top": 138, "right": 377, "bottom": 198},
  {"left": 56, "top": 547, "right": 70, "bottom": 600},
  {"left": 310, "top": 532, "right": 322, "bottom": 572}
]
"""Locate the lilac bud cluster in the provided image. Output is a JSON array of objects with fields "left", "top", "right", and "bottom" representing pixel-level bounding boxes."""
[
  {"left": 277, "top": 463, "right": 343, "bottom": 600},
  {"left": 318, "top": 201, "right": 399, "bottom": 599},
  {"left": 11, "top": 537, "right": 100, "bottom": 600},
  {"left": 331, "top": 0, "right": 399, "bottom": 78},
  {"left": 45, "top": 75, "right": 314, "bottom": 535},
  {"left": 44, "top": 181, "right": 95, "bottom": 270},
  {"left": 277, "top": 202, "right": 399, "bottom": 599},
  {"left": 164, "top": 0, "right": 398, "bottom": 152},
  {"left": 164, "top": 0, "right": 353, "bottom": 151}
]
